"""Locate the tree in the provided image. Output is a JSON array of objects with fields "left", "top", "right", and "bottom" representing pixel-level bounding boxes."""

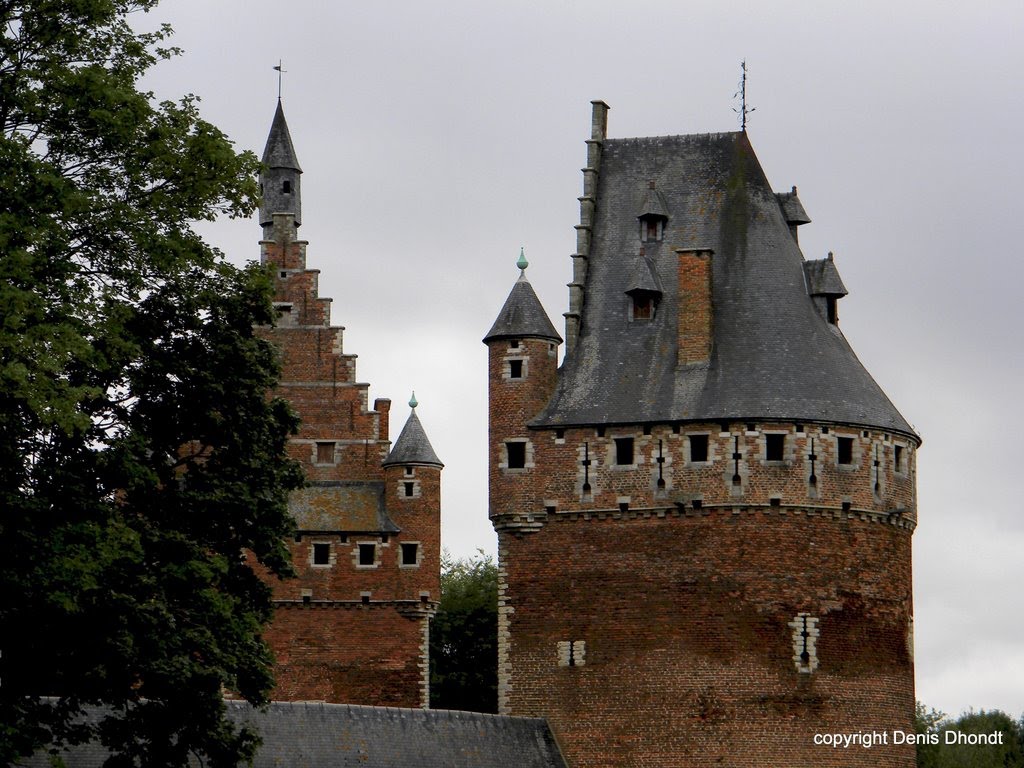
[
  {"left": 916, "top": 703, "right": 1024, "bottom": 768},
  {"left": 0, "top": 2, "right": 303, "bottom": 765},
  {"left": 430, "top": 551, "right": 498, "bottom": 713}
]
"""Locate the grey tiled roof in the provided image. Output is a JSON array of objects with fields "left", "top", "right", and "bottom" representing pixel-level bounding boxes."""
[
  {"left": 17, "top": 701, "right": 567, "bottom": 768},
  {"left": 289, "top": 482, "right": 399, "bottom": 533},
  {"left": 534, "top": 132, "right": 916, "bottom": 438},
  {"left": 637, "top": 185, "right": 670, "bottom": 219},
  {"left": 382, "top": 410, "right": 443, "bottom": 468},
  {"left": 775, "top": 187, "right": 811, "bottom": 224},
  {"left": 484, "top": 273, "right": 563, "bottom": 343},
  {"left": 262, "top": 100, "right": 302, "bottom": 171},
  {"left": 804, "top": 254, "right": 849, "bottom": 296},
  {"left": 625, "top": 251, "right": 663, "bottom": 296}
]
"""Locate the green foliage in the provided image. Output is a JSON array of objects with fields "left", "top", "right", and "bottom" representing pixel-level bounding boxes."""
[
  {"left": 430, "top": 551, "right": 498, "bottom": 713},
  {"left": 0, "top": 2, "right": 302, "bottom": 765},
  {"left": 916, "top": 703, "right": 1024, "bottom": 768}
]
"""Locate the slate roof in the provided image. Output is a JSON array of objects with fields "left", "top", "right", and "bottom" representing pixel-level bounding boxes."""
[
  {"left": 262, "top": 100, "right": 302, "bottom": 171},
  {"left": 383, "top": 410, "right": 444, "bottom": 468},
  {"left": 775, "top": 186, "right": 811, "bottom": 225},
  {"left": 16, "top": 701, "right": 568, "bottom": 768},
  {"left": 534, "top": 132, "right": 916, "bottom": 439},
  {"left": 804, "top": 254, "right": 849, "bottom": 296},
  {"left": 289, "top": 482, "right": 399, "bottom": 533},
  {"left": 484, "top": 273, "right": 563, "bottom": 343}
]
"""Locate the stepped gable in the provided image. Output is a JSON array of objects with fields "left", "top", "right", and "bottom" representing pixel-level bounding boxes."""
[{"left": 534, "top": 131, "right": 915, "bottom": 437}]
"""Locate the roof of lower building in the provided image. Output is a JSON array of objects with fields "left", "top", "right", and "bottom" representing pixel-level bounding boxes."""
[
  {"left": 533, "top": 131, "right": 916, "bottom": 439},
  {"left": 17, "top": 701, "right": 568, "bottom": 768},
  {"left": 289, "top": 482, "right": 399, "bottom": 533}
]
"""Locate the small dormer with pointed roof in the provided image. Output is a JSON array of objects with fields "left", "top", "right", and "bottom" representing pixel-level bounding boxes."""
[
  {"left": 260, "top": 101, "right": 303, "bottom": 234},
  {"left": 776, "top": 185, "right": 811, "bottom": 243},
  {"left": 637, "top": 180, "right": 669, "bottom": 243},
  {"left": 804, "top": 251, "right": 849, "bottom": 325},
  {"left": 624, "top": 249, "right": 663, "bottom": 320}
]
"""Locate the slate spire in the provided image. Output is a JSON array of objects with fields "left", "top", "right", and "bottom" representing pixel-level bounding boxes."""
[
  {"left": 383, "top": 397, "right": 444, "bottom": 468},
  {"left": 259, "top": 100, "right": 302, "bottom": 229},
  {"left": 484, "top": 255, "right": 562, "bottom": 343}
]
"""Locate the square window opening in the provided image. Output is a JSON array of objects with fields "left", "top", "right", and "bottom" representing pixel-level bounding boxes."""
[
  {"left": 312, "top": 542, "right": 330, "bottom": 566},
  {"left": 358, "top": 543, "right": 376, "bottom": 566},
  {"left": 401, "top": 543, "right": 418, "bottom": 566},
  {"left": 766, "top": 433, "right": 785, "bottom": 462},
  {"left": 316, "top": 441, "right": 335, "bottom": 464},
  {"left": 506, "top": 441, "right": 526, "bottom": 469},
  {"left": 509, "top": 359, "right": 523, "bottom": 379},
  {"left": 614, "top": 437, "right": 634, "bottom": 465},
  {"left": 689, "top": 434, "right": 709, "bottom": 463},
  {"left": 837, "top": 437, "right": 854, "bottom": 465}
]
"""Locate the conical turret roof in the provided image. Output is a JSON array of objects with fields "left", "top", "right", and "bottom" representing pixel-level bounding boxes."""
[
  {"left": 383, "top": 403, "right": 443, "bottom": 468},
  {"left": 484, "top": 271, "right": 562, "bottom": 343},
  {"left": 262, "top": 101, "right": 302, "bottom": 172}
]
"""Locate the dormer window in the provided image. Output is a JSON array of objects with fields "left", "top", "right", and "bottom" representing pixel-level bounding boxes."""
[
  {"left": 632, "top": 295, "right": 653, "bottom": 320},
  {"left": 637, "top": 181, "right": 669, "bottom": 243}
]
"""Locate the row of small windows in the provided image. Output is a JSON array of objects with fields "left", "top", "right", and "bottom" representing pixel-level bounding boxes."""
[
  {"left": 504, "top": 433, "right": 908, "bottom": 470},
  {"left": 309, "top": 541, "right": 419, "bottom": 567}
]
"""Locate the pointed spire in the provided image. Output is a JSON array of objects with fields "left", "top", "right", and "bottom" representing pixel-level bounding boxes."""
[
  {"left": 261, "top": 101, "right": 302, "bottom": 171},
  {"left": 484, "top": 255, "right": 562, "bottom": 343},
  {"left": 383, "top": 401, "right": 443, "bottom": 468},
  {"left": 259, "top": 101, "right": 302, "bottom": 229}
]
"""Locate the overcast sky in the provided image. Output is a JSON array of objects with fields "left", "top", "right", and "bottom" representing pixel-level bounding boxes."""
[{"left": 140, "top": 0, "right": 1023, "bottom": 721}]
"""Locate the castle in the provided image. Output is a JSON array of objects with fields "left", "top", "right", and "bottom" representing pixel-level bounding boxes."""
[
  {"left": 483, "top": 101, "right": 919, "bottom": 767},
  {"left": 34, "top": 98, "right": 915, "bottom": 768}
]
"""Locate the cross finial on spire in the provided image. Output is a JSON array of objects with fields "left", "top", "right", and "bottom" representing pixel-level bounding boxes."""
[
  {"left": 273, "top": 60, "right": 287, "bottom": 101},
  {"left": 732, "top": 60, "right": 756, "bottom": 132},
  {"left": 517, "top": 247, "right": 529, "bottom": 272}
]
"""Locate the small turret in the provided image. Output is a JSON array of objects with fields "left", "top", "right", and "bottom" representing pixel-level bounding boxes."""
[
  {"left": 484, "top": 252, "right": 562, "bottom": 525},
  {"left": 260, "top": 101, "right": 303, "bottom": 236},
  {"left": 383, "top": 393, "right": 444, "bottom": 469}
]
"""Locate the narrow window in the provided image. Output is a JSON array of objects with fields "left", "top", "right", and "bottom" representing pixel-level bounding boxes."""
[
  {"left": 614, "top": 437, "right": 634, "bottom": 465},
  {"left": 557, "top": 640, "right": 586, "bottom": 667},
  {"left": 510, "top": 340, "right": 520, "bottom": 349},
  {"left": 405, "top": 466, "right": 414, "bottom": 476},
  {"left": 689, "top": 434, "right": 709, "bottom": 463},
  {"left": 506, "top": 441, "right": 526, "bottom": 469},
  {"left": 401, "top": 543, "right": 418, "bottom": 566},
  {"left": 826, "top": 297, "right": 838, "bottom": 324},
  {"left": 632, "top": 295, "right": 652, "bottom": 320},
  {"left": 403, "top": 482, "right": 414, "bottom": 497},
  {"left": 282, "top": 179, "right": 292, "bottom": 194},
  {"left": 894, "top": 445, "right": 904, "bottom": 472},
  {"left": 312, "top": 542, "right": 330, "bottom": 566},
  {"left": 837, "top": 437, "right": 854, "bottom": 465},
  {"left": 766, "top": 433, "right": 785, "bottom": 462},
  {"left": 509, "top": 359, "right": 523, "bottom": 378},
  {"left": 316, "top": 441, "right": 335, "bottom": 464},
  {"left": 358, "top": 543, "right": 376, "bottom": 566}
]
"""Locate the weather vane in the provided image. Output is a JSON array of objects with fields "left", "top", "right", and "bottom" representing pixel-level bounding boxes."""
[
  {"left": 273, "top": 60, "right": 286, "bottom": 101},
  {"left": 732, "top": 60, "right": 756, "bottom": 132}
]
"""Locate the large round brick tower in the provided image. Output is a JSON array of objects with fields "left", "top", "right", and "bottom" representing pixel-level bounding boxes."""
[{"left": 485, "top": 102, "right": 919, "bottom": 768}]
